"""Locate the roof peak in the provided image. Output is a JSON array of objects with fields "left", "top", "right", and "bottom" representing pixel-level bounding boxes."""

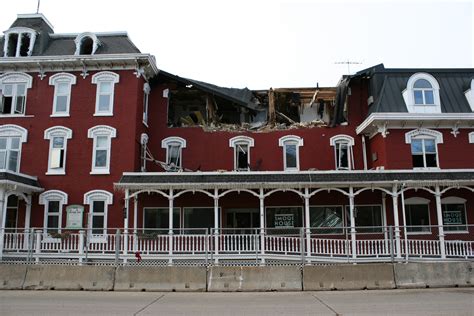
[{"left": 16, "top": 13, "right": 54, "bottom": 31}]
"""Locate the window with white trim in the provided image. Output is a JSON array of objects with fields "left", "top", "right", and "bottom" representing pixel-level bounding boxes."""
[
  {"left": 441, "top": 197, "right": 468, "bottom": 232},
  {"left": 49, "top": 73, "right": 76, "bottom": 116},
  {"left": 229, "top": 136, "right": 254, "bottom": 171},
  {"left": 405, "top": 129, "right": 443, "bottom": 169},
  {"left": 0, "top": 124, "right": 27, "bottom": 172},
  {"left": 84, "top": 190, "right": 113, "bottom": 237},
  {"left": 44, "top": 126, "right": 72, "bottom": 175},
  {"left": 88, "top": 126, "right": 116, "bottom": 174},
  {"left": 402, "top": 73, "right": 441, "bottom": 113},
  {"left": 91, "top": 72, "right": 119, "bottom": 116},
  {"left": 404, "top": 197, "right": 431, "bottom": 233},
  {"left": 469, "top": 132, "right": 474, "bottom": 144},
  {"left": 465, "top": 79, "right": 474, "bottom": 112},
  {"left": 143, "top": 83, "right": 150, "bottom": 125},
  {"left": 74, "top": 33, "right": 101, "bottom": 55},
  {"left": 278, "top": 135, "right": 303, "bottom": 171},
  {"left": 39, "top": 190, "right": 68, "bottom": 235},
  {"left": 330, "top": 135, "right": 354, "bottom": 170},
  {"left": 3, "top": 27, "right": 37, "bottom": 57},
  {"left": 161, "top": 136, "right": 186, "bottom": 171},
  {"left": 0, "top": 73, "right": 33, "bottom": 115}
]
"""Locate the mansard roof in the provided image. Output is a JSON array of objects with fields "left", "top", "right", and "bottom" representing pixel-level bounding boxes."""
[{"left": 353, "top": 64, "right": 474, "bottom": 114}]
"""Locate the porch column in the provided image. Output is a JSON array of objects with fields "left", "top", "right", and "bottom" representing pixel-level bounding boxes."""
[
  {"left": 24, "top": 195, "right": 32, "bottom": 250},
  {"left": 259, "top": 188, "right": 265, "bottom": 263},
  {"left": 348, "top": 186, "right": 357, "bottom": 259},
  {"left": 168, "top": 189, "right": 174, "bottom": 264},
  {"left": 391, "top": 185, "right": 402, "bottom": 259},
  {"left": 400, "top": 189, "right": 409, "bottom": 261},
  {"left": 123, "top": 189, "right": 129, "bottom": 260},
  {"left": 0, "top": 188, "right": 6, "bottom": 260},
  {"left": 304, "top": 188, "right": 311, "bottom": 259},
  {"left": 133, "top": 196, "right": 138, "bottom": 252},
  {"left": 434, "top": 185, "right": 446, "bottom": 259},
  {"left": 213, "top": 188, "right": 219, "bottom": 263}
]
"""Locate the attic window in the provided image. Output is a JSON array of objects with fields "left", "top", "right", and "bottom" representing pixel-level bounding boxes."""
[
  {"left": 74, "top": 33, "right": 100, "bottom": 56},
  {"left": 3, "top": 27, "right": 36, "bottom": 57},
  {"left": 402, "top": 73, "right": 441, "bottom": 113}
]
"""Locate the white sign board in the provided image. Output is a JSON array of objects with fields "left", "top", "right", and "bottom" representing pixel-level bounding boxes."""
[
  {"left": 66, "top": 205, "right": 84, "bottom": 229},
  {"left": 443, "top": 210, "right": 462, "bottom": 225},
  {"left": 274, "top": 214, "right": 294, "bottom": 228}
]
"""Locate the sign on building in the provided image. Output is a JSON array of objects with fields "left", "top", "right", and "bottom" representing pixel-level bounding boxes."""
[
  {"left": 443, "top": 210, "right": 462, "bottom": 225},
  {"left": 66, "top": 205, "right": 84, "bottom": 229},
  {"left": 274, "top": 214, "right": 294, "bottom": 228}
]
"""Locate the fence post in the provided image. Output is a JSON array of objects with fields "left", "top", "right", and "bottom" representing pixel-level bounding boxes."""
[
  {"left": 255, "top": 228, "right": 259, "bottom": 265},
  {"left": 123, "top": 229, "right": 128, "bottom": 264},
  {"left": 78, "top": 230, "right": 85, "bottom": 265},
  {"left": 389, "top": 226, "right": 394, "bottom": 263},
  {"left": 213, "top": 228, "right": 219, "bottom": 264},
  {"left": 204, "top": 229, "right": 209, "bottom": 266},
  {"left": 300, "top": 228, "right": 305, "bottom": 265},
  {"left": 115, "top": 229, "right": 121, "bottom": 266},
  {"left": 27, "top": 230, "right": 34, "bottom": 263},
  {"left": 35, "top": 230, "right": 41, "bottom": 263}
]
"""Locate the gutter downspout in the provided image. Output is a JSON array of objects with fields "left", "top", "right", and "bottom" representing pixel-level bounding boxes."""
[{"left": 362, "top": 135, "right": 368, "bottom": 170}]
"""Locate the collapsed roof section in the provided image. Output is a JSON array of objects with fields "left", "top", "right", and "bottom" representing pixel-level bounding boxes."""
[{"left": 157, "top": 71, "right": 345, "bottom": 131}]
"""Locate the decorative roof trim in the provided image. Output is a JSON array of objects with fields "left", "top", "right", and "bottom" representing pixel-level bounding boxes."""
[
  {"left": 83, "top": 189, "right": 113, "bottom": 205},
  {"left": 405, "top": 128, "right": 443, "bottom": 144}
]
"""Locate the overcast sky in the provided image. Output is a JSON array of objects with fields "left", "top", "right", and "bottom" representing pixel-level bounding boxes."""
[{"left": 2, "top": 0, "right": 473, "bottom": 89}]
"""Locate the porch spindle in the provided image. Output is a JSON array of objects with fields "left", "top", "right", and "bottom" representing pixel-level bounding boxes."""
[{"left": 434, "top": 186, "right": 446, "bottom": 259}]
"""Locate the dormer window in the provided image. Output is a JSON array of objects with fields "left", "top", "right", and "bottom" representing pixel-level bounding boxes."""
[
  {"left": 465, "top": 79, "right": 474, "bottom": 112},
  {"left": 74, "top": 33, "right": 101, "bottom": 56},
  {"left": 402, "top": 73, "right": 441, "bottom": 113},
  {"left": 3, "top": 27, "right": 36, "bottom": 57}
]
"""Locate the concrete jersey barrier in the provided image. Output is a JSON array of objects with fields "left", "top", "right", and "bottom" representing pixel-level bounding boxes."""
[{"left": 0, "top": 264, "right": 28, "bottom": 290}]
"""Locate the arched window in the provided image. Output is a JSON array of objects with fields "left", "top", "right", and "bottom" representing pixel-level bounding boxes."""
[
  {"left": 0, "top": 72, "right": 33, "bottom": 115},
  {"left": 161, "top": 136, "right": 186, "bottom": 171},
  {"left": 0, "top": 124, "right": 27, "bottom": 172},
  {"left": 74, "top": 33, "right": 101, "bottom": 55},
  {"left": 229, "top": 136, "right": 254, "bottom": 171},
  {"left": 91, "top": 71, "right": 120, "bottom": 116},
  {"left": 278, "top": 135, "right": 303, "bottom": 171},
  {"left": 330, "top": 135, "right": 354, "bottom": 170},
  {"left": 88, "top": 125, "right": 117, "bottom": 174},
  {"left": 39, "top": 190, "right": 68, "bottom": 235},
  {"left": 44, "top": 126, "right": 72, "bottom": 175},
  {"left": 405, "top": 128, "right": 443, "bottom": 169},
  {"left": 84, "top": 190, "right": 113, "bottom": 237},
  {"left": 403, "top": 73, "right": 441, "bottom": 113},
  {"left": 3, "top": 27, "right": 37, "bottom": 57},
  {"left": 49, "top": 73, "right": 76, "bottom": 116}
]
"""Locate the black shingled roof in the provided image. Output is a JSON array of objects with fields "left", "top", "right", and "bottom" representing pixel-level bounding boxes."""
[{"left": 0, "top": 172, "right": 42, "bottom": 189}]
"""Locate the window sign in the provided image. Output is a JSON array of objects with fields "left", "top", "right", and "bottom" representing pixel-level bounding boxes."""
[
  {"left": 443, "top": 210, "right": 462, "bottom": 225},
  {"left": 66, "top": 205, "right": 84, "bottom": 229},
  {"left": 274, "top": 214, "right": 294, "bottom": 228}
]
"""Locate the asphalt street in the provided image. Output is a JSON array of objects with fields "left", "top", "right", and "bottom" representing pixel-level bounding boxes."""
[{"left": 0, "top": 288, "right": 472, "bottom": 315}]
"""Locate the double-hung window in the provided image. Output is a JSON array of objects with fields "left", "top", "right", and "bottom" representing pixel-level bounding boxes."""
[
  {"left": 91, "top": 72, "right": 119, "bottom": 116},
  {"left": 44, "top": 126, "right": 72, "bottom": 175},
  {"left": 84, "top": 190, "right": 113, "bottom": 238},
  {"left": 229, "top": 136, "right": 254, "bottom": 171},
  {"left": 413, "top": 79, "right": 435, "bottom": 105},
  {"left": 330, "top": 135, "right": 354, "bottom": 170},
  {"left": 279, "top": 135, "right": 303, "bottom": 171},
  {"left": 88, "top": 126, "right": 116, "bottom": 174},
  {"left": 39, "top": 190, "right": 68, "bottom": 236},
  {"left": 0, "top": 124, "right": 27, "bottom": 172},
  {"left": 405, "top": 129, "right": 443, "bottom": 169},
  {"left": 403, "top": 73, "right": 441, "bottom": 113},
  {"left": 0, "top": 73, "right": 33, "bottom": 115},
  {"left": 161, "top": 137, "right": 186, "bottom": 171},
  {"left": 49, "top": 73, "right": 76, "bottom": 116}
]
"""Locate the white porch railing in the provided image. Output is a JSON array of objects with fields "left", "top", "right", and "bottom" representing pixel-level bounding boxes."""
[{"left": 1, "top": 225, "right": 473, "bottom": 265}]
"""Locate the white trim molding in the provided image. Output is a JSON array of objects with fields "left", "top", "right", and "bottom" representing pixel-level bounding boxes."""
[
  {"left": 441, "top": 196, "right": 466, "bottom": 204},
  {"left": 91, "top": 71, "right": 120, "bottom": 116},
  {"left": 3, "top": 27, "right": 37, "bottom": 57},
  {"left": 83, "top": 189, "right": 113, "bottom": 205},
  {"left": 39, "top": 189, "right": 68, "bottom": 205},
  {"left": 402, "top": 72, "right": 441, "bottom": 113},
  {"left": 405, "top": 128, "right": 443, "bottom": 144},
  {"left": 229, "top": 135, "right": 255, "bottom": 148},
  {"left": 0, "top": 124, "right": 28, "bottom": 142},
  {"left": 88, "top": 125, "right": 117, "bottom": 175},
  {"left": 469, "top": 132, "right": 474, "bottom": 144},
  {"left": 0, "top": 72, "right": 33, "bottom": 88},
  {"left": 404, "top": 197, "right": 430, "bottom": 205},
  {"left": 74, "top": 32, "right": 101, "bottom": 55},
  {"left": 278, "top": 135, "right": 304, "bottom": 171},
  {"left": 161, "top": 136, "right": 186, "bottom": 149},
  {"left": 329, "top": 134, "right": 355, "bottom": 146},
  {"left": 465, "top": 79, "right": 474, "bottom": 112}
]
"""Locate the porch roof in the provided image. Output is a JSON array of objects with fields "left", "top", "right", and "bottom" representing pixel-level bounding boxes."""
[
  {"left": 115, "top": 170, "right": 474, "bottom": 190},
  {"left": 0, "top": 171, "right": 43, "bottom": 192}
]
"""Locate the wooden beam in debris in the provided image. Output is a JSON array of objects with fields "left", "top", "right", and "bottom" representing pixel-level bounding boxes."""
[{"left": 268, "top": 88, "right": 276, "bottom": 124}]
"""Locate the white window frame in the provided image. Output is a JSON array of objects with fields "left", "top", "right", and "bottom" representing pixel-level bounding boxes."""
[
  {"left": 48, "top": 73, "right": 76, "bottom": 117},
  {"left": 91, "top": 72, "right": 119, "bottom": 116},
  {"left": 469, "top": 131, "right": 474, "bottom": 144},
  {"left": 405, "top": 128, "right": 443, "bottom": 169},
  {"left": 74, "top": 32, "right": 101, "bottom": 55},
  {"left": 84, "top": 190, "right": 113, "bottom": 240},
  {"left": 44, "top": 126, "right": 72, "bottom": 175},
  {"left": 88, "top": 125, "right": 116, "bottom": 174},
  {"left": 39, "top": 190, "right": 68, "bottom": 237},
  {"left": 465, "top": 79, "right": 474, "bottom": 112},
  {"left": 143, "top": 83, "right": 150, "bottom": 126},
  {"left": 278, "top": 135, "right": 303, "bottom": 171},
  {"left": 441, "top": 196, "right": 468, "bottom": 234},
  {"left": 403, "top": 197, "right": 431, "bottom": 235},
  {"left": 402, "top": 73, "right": 441, "bottom": 113},
  {"left": 229, "top": 136, "right": 254, "bottom": 171},
  {"left": 330, "top": 135, "right": 354, "bottom": 170},
  {"left": 3, "top": 27, "right": 37, "bottom": 57},
  {"left": 0, "top": 72, "right": 33, "bottom": 116},
  {"left": 161, "top": 136, "right": 186, "bottom": 170},
  {"left": 0, "top": 124, "right": 27, "bottom": 172}
]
